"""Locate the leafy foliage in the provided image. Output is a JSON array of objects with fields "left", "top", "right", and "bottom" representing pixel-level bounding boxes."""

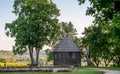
[
  {"left": 78, "top": 0, "right": 120, "bottom": 23},
  {"left": 47, "top": 21, "right": 78, "bottom": 48},
  {"left": 78, "top": 0, "right": 120, "bottom": 66},
  {"left": 5, "top": 0, "right": 60, "bottom": 66},
  {"left": 111, "top": 13, "right": 120, "bottom": 67}
]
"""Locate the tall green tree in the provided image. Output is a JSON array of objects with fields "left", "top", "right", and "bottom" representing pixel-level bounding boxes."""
[
  {"left": 82, "top": 25, "right": 102, "bottom": 66},
  {"left": 78, "top": 0, "right": 120, "bottom": 67},
  {"left": 5, "top": 0, "right": 60, "bottom": 66},
  {"left": 110, "top": 13, "right": 120, "bottom": 66},
  {"left": 60, "top": 21, "right": 77, "bottom": 38},
  {"left": 82, "top": 23, "right": 114, "bottom": 66}
]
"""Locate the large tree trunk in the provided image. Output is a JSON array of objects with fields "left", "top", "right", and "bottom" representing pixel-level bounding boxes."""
[
  {"left": 29, "top": 46, "right": 35, "bottom": 67},
  {"left": 93, "top": 57, "right": 100, "bottom": 67},
  {"left": 35, "top": 48, "right": 40, "bottom": 66},
  {"left": 85, "top": 46, "right": 92, "bottom": 66},
  {"left": 104, "top": 57, "right": 113, "bottom": 67},
  {"left": 86, "top": 57, "right": 92, "bottom": 66},
  {"left": 104, "top": 59, "right": 109, "bottom": 67}
]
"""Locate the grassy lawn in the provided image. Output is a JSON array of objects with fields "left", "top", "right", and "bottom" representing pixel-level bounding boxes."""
[
  {"left": 102, "top": 67, "right": 120, "bottom": 71},
  {"left": 78, "top": 66, "right": 120, "bottom": 71}
]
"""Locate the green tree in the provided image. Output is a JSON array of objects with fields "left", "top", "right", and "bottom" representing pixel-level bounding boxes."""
[
  {"left": 78, "top": 0, "right": 120, "bottom": 67},
  {"left": 110, "top": 13, "right": 120, "bottom": 67},
  {"left": 82, "top": 25, "right": 102, "bottom": 66},
  {"left": 82, "top": 23, "right": 113, "bottom": 66},
  {"left": 60, "top": 21, "right": 77, "bottom": 38},
  {"left": 48, "top": 21, "right": 78, "bottom": 48},
  {"left": 45, "top": 49, "right": 53, "bottom": 62},
  {"left": 5, "top": 0, "right": 60, "bottom": 66},
  {"left": 78, "top": 0, "right": 120, "bottom": 23}
]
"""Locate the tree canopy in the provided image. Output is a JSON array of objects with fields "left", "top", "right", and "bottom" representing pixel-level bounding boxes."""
[
  {"left": 78, "top": 0, "right": 120, "bottom": 66},
  {"left": 5, "top": 0, "right": 60, "bottom": 66},
  {"left": 78, "top": 0, "right": 120, "bottom": 23}
]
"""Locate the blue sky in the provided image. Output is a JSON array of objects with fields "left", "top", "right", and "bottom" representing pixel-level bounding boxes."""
[
  {"left": 0, "top": 0, "right": 16, "bottom": 50},
  {"left": 0, "top": 0, "right": 93, "bottom": 50}
]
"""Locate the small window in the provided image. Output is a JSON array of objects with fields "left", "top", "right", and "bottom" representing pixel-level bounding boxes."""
[
  {"left": 54, "top": 53, "right": 57, "bottom": 59},
  {"left": 72, "top": 53, "right": 76, "bottom": 59},
  {"left": 58, "top": 53, "right": 61, "bottom": 58}
]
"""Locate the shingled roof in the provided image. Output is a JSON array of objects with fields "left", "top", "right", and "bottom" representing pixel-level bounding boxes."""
[{"left": 54, "top": 36, "right": 80, "bottom": 52}]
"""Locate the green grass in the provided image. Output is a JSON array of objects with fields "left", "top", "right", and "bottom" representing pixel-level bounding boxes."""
[
  {"left": 101, "top": 67, "right": 120, "bottom": 71},
  {"left": 78, "top": 65, "right": 120, "bottom": 71}
]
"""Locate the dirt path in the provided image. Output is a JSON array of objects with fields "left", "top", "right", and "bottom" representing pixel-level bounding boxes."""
[{"left": 92, "top": 68, "right": 120, "bottom": 74}]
